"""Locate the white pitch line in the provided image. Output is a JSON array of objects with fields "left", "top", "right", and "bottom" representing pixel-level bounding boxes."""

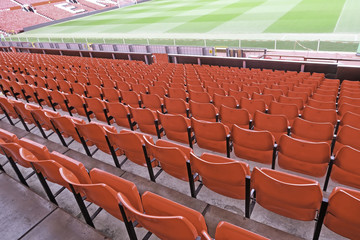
[{"left": 333, "top": 0, "right": 348, "bottom": 33}]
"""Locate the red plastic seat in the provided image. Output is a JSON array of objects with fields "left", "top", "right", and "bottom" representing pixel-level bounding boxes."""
[
  {"left": 129, "top": 107, "right": 164, "bottom": 138},
  {"left": 253, "top": 110, "right": 289, "bottom": 143}
]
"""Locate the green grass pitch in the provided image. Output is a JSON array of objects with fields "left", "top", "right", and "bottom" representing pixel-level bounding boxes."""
[{"left": 13, "top": 0, "right": 360, "bottom": 52}]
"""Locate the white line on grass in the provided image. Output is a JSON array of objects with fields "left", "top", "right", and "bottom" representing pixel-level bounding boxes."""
[{"left": 333, "top": 0, "right": 348, "bottom": 33}]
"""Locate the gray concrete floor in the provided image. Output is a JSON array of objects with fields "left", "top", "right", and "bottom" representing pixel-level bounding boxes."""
[{"left": 0, "top": 96, "right": 350, "bottom": 240}]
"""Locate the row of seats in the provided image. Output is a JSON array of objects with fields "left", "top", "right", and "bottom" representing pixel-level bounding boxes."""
[
  {"left": 0, "top": 126, "right": 358, "bottom": 239},
  {"left": 0, "top": 94, "right": 359, "bottom": 199},
  {"left": 0, "top": 127, "right": 269, "bottom": 240}
]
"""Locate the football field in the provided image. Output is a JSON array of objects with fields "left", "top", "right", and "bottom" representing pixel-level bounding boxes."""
[{"left": 14, "top": 0, "right": 360, "bottom": 51}]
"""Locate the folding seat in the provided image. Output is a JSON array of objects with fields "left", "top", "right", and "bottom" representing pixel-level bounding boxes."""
[
  {"left": 228, "top": 89, "right": 250, "bottom": 102},
  {"left": 287, "top": 90, "right": 309, "bottom": 103},
  {"left": 299, "top": 83, "right": 317, "bottom": 93},
  {"left": 0, "top": 79, "right": 13, "bottom": 97},
  {"left": 339, "top": 90, "right": 360, "bottom": 100},
  {"left": 59, "top": 167, "right": 143, "bottom": 228},
  {"left": 337, "top": 102, "right": 360, "bottom": 118},
  {"left": 332, "top": 125, "right": 360, "bottom": 155},
  {"left": 70, "top": 83, "right": 86, "bottom": 96},
  {"left": 54, "top": 72, "right": 65, "bottom": 81},
  {"left": 312, "top": 93, "right": 336, "bottom": 103},
  {"left": 21, "top": 84, "right": 38, "bottom": 103},
  {"left": 253, "top": 110, "right": 289, "bottom": 143},
  {"left": 187, "top": 80, "right": 202, "bottom": 86},
  {"left": 0, "top": 97, "right": 20, "bottom": 126},
  {"left": 242, "top": 85, "right": 261, "bottom": 95},
  {"left": 302, "top": 106, "right": 338, "bottom": 126},
  {"left": 148, "top": 85, "right": 167, "bottom": 98},
  {"left": 57, "top": 80, "right": 72, "bottom": 93},
  {"left": 169, "top": 83, "right": 185, "bottom": 90},
  {"left": 0, "top": 128, "right": 19, "bottom": 143},
  {"left": 116, "top": 81, "right": 131, "bottom": 91},
  {"left": 120, "top": 90, "right": 142, "bottom": 108},
  {"left": 102, "top": 79, "right": 115, "bottom": 89},
  {"left": 306, "top": 98, "right": 336, "bottom": 110},
  {"left": 168, "top": 87, "right": 189, "bottom": 101},
  {"left": 251, "top": 92, "right": 274, "bottom": 107},
  {"left": 144, "top": 137, "right": 193, "bottom": 184},
  {"left": 318, "top": 84, "right": 338, "bottom": 92},
  {"left": 338, "top": 95, "right": 360, "bottom": 108},
  {"left": 240, "top": 98, "right": 267, "bottom": 120},
  {"left": 0, "top": 138, "right": 51, "bottom": 187},
  {"left": 88, "top": 76, "right": 103, "bottom": 87},
  {"left": 44, "top": 78, "right": 58, "bottom": 91},
  {"left": 12, "top": 102, "right": 41, "bottom": 132},
  {"left": 8, "top": 81, "right": 26, "bottom": 100},
  {"left": 290, "top": 117, "right": 334, "bottom": 145},
  {"left": 50, "top": 115, "right": 87, "bottom": 147},
  {"left": 338, "top": 111, "right": 360, "bottom": 132},
  {"left": 188, "top": 90, "right": 212, "bottom": 103},
  {"left": 263, "top": 88, "right": 284, "bottom": 101},
  {"left": 30, "top": 108, "right": 60, "bottom": 139},
  {"left": 293, "top": 86, "right": 313, "bottom": 97},
  {"left": 207, "top": 86, "right": 226, "bottom": 98},
  {"left": 313, "top": 187, "right": 360, "bottom": 240},
  {"left": 189, "top": 100, "right": 219, "bottom": 122},
  {"left": 248, "top": 167, "right": 323, "bottom": 228},
  {"left": 84, "top": 97, "right": 113, "bottom": 124},
  {"left": 140, "top": 93, "right": 164, "bottom": 113},
  {"left": 153, "top": 81, "right": 169, "bottom": 89},
  {"left": 191, "top": 117, "right": 231, "bottom": 157},
  {"left": 219, "top": 105, "right": 251, "bottom": 131},
  {"left": 19, "top": 148, "right": 91, "bottom": 205},
  {"left": 277, "top": 134, "right": 331, "bottom": 177},
  {"left": 85, "top": 85, "right": 103, "bottom": 99},
  {"left": 48, "top": 90, "right": 68, "bottom": 112},
  {"left": 130, "top": 107, "right": 164, "bottom": 138},
  {"left": 232, "top": 125, "right": 276, "bottom": 168},
  {"left": 65, "top": 73, "right": 76, "bottom": 83},
  {"left": 271, "top": 84, "right": 291, "bottom": 95},
  {"left": 65, "top": 93, "right": 88, "bottom": 117},
  {"left": 315, "top": 88, "right": 338, "bottom": 97},
  {"left": 221, "top": 82, "right": 240, "bottom": 92},
  {"left": 105, "top": 129, "right": 158, "bottom": 178},
  {"left": 131, "top": 83, "right": 148, "bottom": 94},
  {"left": 215, "top": 221, "right": 269, "bottom": 240},
  {"left": 100, "top": 88, "right": 120, "bottom": 103},
  {"left": 187, "top": 84, "right": 204, "bottom": 93},
  {"left": 157, "top": 112, "right": 194, "bottom": 148},
  {"left": 106, "top": 102, "right": 136, "bottom": 130},
  {"left": 118, "top": 191, "right": 209, "bottom": 240},
  {"left": 203, "top": 81, "right": 219, "bottom": 89},
  {"left": 187, "top": 152, "right": 250, "bottom": 200},
  {"left": 75, "top": 122, "right": 121, "bottom": 159},
  {"left": 213, "top": 93, "right": 239, "bottom": 109},
  {"left": 268, "top": 101, "right": 299, "bottom": 125},
  {"left": 163, "top": 97, "right": 189, "bottom": 117}
]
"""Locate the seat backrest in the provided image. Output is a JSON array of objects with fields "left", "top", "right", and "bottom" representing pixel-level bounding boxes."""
[
  {"left": 302, "top": 106, "right": 337, "bottom": 125},
  {"left": 251, "top": 167, "right": 322, "bottom": 221},
  {"left": 338, "top": 102, "right": 360, "bottom": 118},
  {"left": 50, "top": 115, "right": 85, "bottom": 142},
  {"left": 157, "top": 112, "right": 191, "bottom": 144},
  {"left": 0, "top": 142, "right": 36, "bottom": 168},
  {"left": 164, "top": 97, "right": 188, "bottom": 117},
  {"left": 145, "top": 137, "right": 191, "bottom": 181},
  {"left": 339, "top": 111, "right": 360, "bottom": 130},
  {"left": 240, "top": 98, "right": 266, "bottom": 119},
  {"left": 291, "top": 117, "right": 333, "bottom": 143},
  {"left": 278, "top": 134, "right": 330, "bottom": 177},
  {"left": 140, "top": 93, "right": 163, "bottom": 111},
  {"left": 19, "top": 137, "right": 51, "bottom": 160},
  {"left": 120, "top": 90, "right": 140, "bottom": 107},
  {"left": 190, "top": 152, "right": 249, "bottom": 199},
  {"left": 106, "top": 129, "right": 154, "bottom": 167},
  {"left": 334, "top": 125, "right": 360, "bottom": 154},
  {"left": 307, "top": 98, "right": 336, "bottom": 110},
  {"left": 0, "top": 128, "right": 19, "bottom": 143},
  {"left": 213, "top": 94, "right": 238, "bottom": 109},
  {"left": 75, "top": 122, "right": 117, "bottom": 154},
  {"left": 228, "top": 89, "right": 249, "bottom": 102},
  {"left": 269, "top": 101, "right": 299, "bottom": 121},
  {"left": 324, "top": 187, "right": 360, "bottom": 239},
  {"left": 189, "top": 100, "right": 218, "bottom": 122},
  {"left": 191, "top": 117, "right": 229, "bottom": 154},
  {"left": 141, "top": 191, "right": 206, "bottom": 239},
  {"left": 232, "top": 125, "right": 275, "bottom": 164},
  {"left": 251, "top": 92, "right": 274, "bottom": 107},
  {"left": 215, "top": 221, "right": 269, "bottom": 240},
  {"left": 90, "top": 168, "right": 143, "bottom": 215},
  {"left": 118, "top": 192, "right": 199, "bottom": 240},
  {"left": 219, "top": 105, "right": 250, "bottom": 130},
  {"left": 253, "top": 110, "right": 288, "bottom": 142},
  {"left": 189, "top": 90, "right": 211, "bottom": 103},
  {"left": 279, "top": 95, "right": 304, "bottom": 110}
]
